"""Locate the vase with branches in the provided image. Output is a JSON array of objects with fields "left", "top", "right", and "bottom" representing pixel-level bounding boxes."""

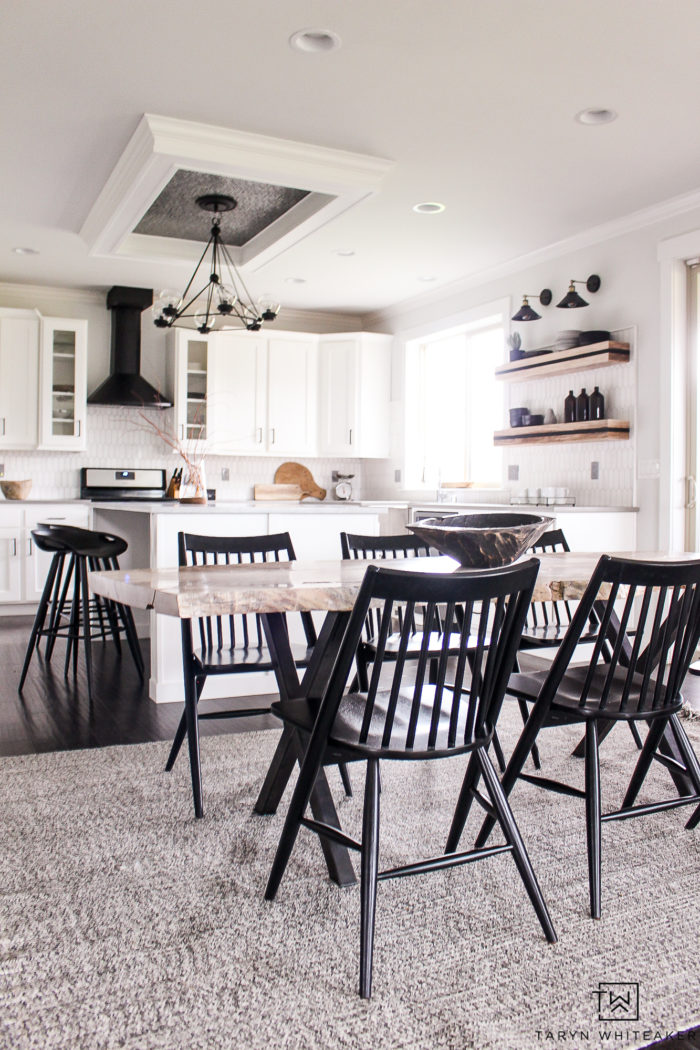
[{"left": 135, "top": 411, "right": 207, "bottom": 503}]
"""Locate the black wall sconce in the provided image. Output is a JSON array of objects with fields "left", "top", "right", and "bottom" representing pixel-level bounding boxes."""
[
  {"left": 557, "top": 274, "right": 601, "bottom": 309},
  {"left": 511, "top": 288, "right": 552, "bottom": 322}
]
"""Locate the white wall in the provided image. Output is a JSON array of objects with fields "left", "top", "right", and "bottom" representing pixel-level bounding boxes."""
[{"left": 365, "top": 202, "right": 700, "bottom": 550}]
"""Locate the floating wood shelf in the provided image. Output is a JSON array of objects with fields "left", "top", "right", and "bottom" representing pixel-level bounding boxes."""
[
  {"left": 495, "top": 341, "right": 630, "bottom": 381},
  {"left": 493, "top": 418, "right": 630, "bottom": 446}
]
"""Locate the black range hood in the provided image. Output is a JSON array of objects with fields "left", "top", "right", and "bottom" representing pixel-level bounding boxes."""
[{"left": 88, "top": 286, "right": 171, "bottom": 408}]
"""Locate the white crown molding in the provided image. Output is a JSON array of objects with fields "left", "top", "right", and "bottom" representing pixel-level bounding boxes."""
[
  {"left": 365, "top": 185, "right": 700, "bottom": 330},
  {"left": 80, "top": 114, "right": 393, "bottom": 270}
]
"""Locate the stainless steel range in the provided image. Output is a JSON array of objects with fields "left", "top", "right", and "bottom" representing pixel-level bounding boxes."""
[{"left": 80, "top": 467, "right": 167, "bottom": 502}]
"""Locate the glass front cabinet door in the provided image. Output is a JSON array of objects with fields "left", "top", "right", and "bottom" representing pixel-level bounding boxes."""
[{"left": 39, "top": 318, "right": 88, "bottom": 450}]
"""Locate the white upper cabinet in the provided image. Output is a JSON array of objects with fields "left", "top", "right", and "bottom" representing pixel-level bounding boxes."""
[
  {"left": 203, "top": 330, "right": 317, "bottom": 456},
  {"left": 266, "top": 335, "right": 317, "bottom": 455},
  {"left": 38, "top": 317, "right": 88, "bottom": 450},
  {"left": 318, "top": 333, "right": 392, "bottom": 457},
  {"left": 208, "top": 332, "right": 267, "bottom": 454},
  {"left": 0, "top": 309, "right": 39, "bottom": 450}
]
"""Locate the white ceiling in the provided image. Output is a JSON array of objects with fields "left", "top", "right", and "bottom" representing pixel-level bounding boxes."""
[{"left": 3, "top": 0, "right": 700, "bottom": 316}]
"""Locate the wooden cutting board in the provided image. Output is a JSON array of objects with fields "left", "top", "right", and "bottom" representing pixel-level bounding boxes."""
[
  {"left": 254, "top": 483, "right": 304, "bottom": 501},
  {"left": 273, "top": 462, "right": 326, "bottom": 501}
]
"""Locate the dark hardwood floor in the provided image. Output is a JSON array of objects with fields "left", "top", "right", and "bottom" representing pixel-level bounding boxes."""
[
  {"left": 2, "top": 614, "right": 699, "bottom": 1048},
  {"left": 0, "top": 614, "right": 276, "bottom": 757}
]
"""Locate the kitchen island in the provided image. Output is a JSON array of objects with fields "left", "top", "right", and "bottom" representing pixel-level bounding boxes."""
[{"left": 91, "top": 500, "right": 390, "bottom": 702}]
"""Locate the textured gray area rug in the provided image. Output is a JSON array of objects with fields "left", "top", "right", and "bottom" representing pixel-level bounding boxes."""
[{"left": 1, "top": 708, "right": 700, "bottom": 1050}]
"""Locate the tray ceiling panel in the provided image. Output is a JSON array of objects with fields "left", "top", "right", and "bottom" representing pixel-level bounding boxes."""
[
  {"left": 80, "top": 115, "right": 393, "bottom": 271},
  {"left": 133, "top": 170, "right": 310, "bottom": 247}
]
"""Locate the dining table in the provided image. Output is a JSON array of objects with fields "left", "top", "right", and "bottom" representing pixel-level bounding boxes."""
[{"left": 89, "top": 550, "right": 700, "bottom": 886}]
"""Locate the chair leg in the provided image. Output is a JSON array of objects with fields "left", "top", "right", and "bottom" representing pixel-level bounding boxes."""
[
  {"left": 166, "top": 676, "right": 205, "bottom": 773},
  {"left": 628, "top": 720, "right": 644, "bottom": 750},
  {"left": 445, "top": 750, "right": 482, "bottom": 853},
  {"left": 359, "top": 758, "right": 381, "bottom": 999},
  {"left": 475, "top": 695, "right": 550, "bottom": 850},
  {"left": 491, "top": 729, "right": 506, "bottom": 773},
  {"left": 183, "top": 671, "right": 204, "bottom": 819},
  {"left": 621, "top": 716, "right": 669, "bottom": 809},
  {"left": 79, "top": 558, "right": 94, "bottom": 702},
  {"left": 339, "top": 762, "right": 353, "bottom": 797},
  {"left": 65, "top": 562, "right": 81, "bottom": 679},
  {"left": 668, "top": 713, "right": 700, "bottom": 793},
  {"left": 18, "top": 553, "right": 60, "bottom": 691},
  {"left": 117, "top": 602, "right": 145, "bottom": 678},
  {"left": 517, "top": 699, "right": 541, "bottom": 769},
  {"left": 47, "top": 554, "right": 73, "bottom": 661},
  {"left": 477, "top": 747, "right": 557, "bottom": 943},
  {"left": 584, "top": 721, "right": 602, "bottom": 919},
  {"left": 265, "top": 729, "right": 334, "bottom": 900}
]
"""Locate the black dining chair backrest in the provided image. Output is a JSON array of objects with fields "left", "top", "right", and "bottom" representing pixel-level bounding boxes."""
[
  {"left": 340, "top": 531, "right": 432, "bottom": 561},
  {"left": 178, "top": 530, "right": 317, "bottom": 653},
  {"left": 524, "top": 528, "right": 574, "bottom": 635},
  {"left": 534, "top": 555, "right": 700, "bottom": 716},
  {"left": 319, "top": 558, "right": 540, "bottom": 754}
]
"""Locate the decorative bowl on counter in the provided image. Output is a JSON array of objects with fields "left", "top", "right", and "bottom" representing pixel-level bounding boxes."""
[
  {"left": 0, "top": 479, "right": 32, "bottom": 500},
  {"left": 407, "top": 512, "right": 554, "bottom": 568}
]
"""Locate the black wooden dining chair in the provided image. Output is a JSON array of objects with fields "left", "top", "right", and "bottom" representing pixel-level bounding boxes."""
[
  {"left": 264, "top": 558, "right": 557, "bottom": 998},
  {"left": 169, "top": 531, "right": 332, "bottom": 818},
  {"left": 450, "top": 555, "right": 700, "bottom": 920}
]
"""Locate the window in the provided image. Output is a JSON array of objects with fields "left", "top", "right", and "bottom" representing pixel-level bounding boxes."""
[{"left": 404, "top": 311, "right": 505, "bottom": 489}]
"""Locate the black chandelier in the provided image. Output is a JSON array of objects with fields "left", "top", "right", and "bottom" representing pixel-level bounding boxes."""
[{"left": 152, "top": 194, "right": 280, "bottom": 334}]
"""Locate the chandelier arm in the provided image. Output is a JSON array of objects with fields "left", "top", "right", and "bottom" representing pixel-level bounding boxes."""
[
  {"left": 219, "top": 242, "right": 262, "bottom": 318},
  {"left": 177, "top": 232, "right": 216, "bottom": 309},
  {"left": 204, "top": 277, "right": 217, "bottom": 327},
  {"left": 176, "top": 279, "right": 219, "bottom": 320}
]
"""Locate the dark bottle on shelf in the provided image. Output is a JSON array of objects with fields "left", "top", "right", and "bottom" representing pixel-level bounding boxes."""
[
  {"left": 590, "top": 386, "right": 605, "bottom": 420},
  {"left": 576, "top": 388, "right": 590, "bottom": 422},
  {"left": 564, "top": 390, "right": 576, "bottom": 423}
]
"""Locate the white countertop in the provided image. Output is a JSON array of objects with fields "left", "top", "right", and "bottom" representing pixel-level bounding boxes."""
[
  {"left": 412, "top": 502, "right": 639, "bottom": 514},
  {"left": 90, "top": 500, "right": 392, "bottom": 514},
  {"left": 0, "top": 497, "right": 638, "bottom": 514}
]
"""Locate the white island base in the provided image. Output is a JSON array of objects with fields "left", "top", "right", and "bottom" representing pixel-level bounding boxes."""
[{"left": 92, "top": 501, "right": 384, "bottom": 703}]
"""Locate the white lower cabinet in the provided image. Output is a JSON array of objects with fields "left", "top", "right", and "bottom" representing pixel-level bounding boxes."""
[
  {"left": 0, "top": 510, "right": 22, "bottom": 602},
  {"left": 0, "top": 504, "right": 90, "bottom": 607}
]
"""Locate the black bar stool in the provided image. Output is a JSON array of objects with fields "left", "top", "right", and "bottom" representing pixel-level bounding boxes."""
[{"left": 18, "top": 524, "right": 144, "bottom": 699}]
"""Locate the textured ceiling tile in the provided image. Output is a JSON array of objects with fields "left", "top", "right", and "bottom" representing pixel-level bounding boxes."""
[{"left": 134, "top": 169, "right": 309, "bottom": 246}]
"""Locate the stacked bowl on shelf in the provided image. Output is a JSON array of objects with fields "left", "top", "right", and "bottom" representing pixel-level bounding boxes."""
[{"left": 554, "top": 330, "right": 580, "bottom": 351}]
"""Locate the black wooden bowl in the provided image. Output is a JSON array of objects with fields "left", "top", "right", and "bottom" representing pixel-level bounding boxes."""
[{"left": 407, "top": 512, "right": 554, "bottom": 568}]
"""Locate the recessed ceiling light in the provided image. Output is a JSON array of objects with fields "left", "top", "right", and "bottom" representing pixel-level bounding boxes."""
[
  {"left": 334, "top": 249, "right": 355, "bottom": 257},
  {"left": 575, "top": 108, "right": 617, "bottom": 126},
  {"left": 412, "top": 202, "right": 445, "bottom": 214},
  {"left": 12, "top": 246, "right": 39, "bottom": 255},
  {"left": 285, "top": 277, "right": 306, "bottom": 284},
  {"left": 289, "top": 28, "right": 341, "bottom": 53},
  {"left": 418, "top": 275, "right": 437, "bottom": 283}
]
